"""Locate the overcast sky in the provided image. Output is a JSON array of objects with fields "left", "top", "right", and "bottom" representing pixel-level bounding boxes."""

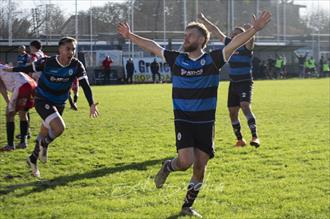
[{"left": 17, "top": 0, "right": 330, "bottom": 17}]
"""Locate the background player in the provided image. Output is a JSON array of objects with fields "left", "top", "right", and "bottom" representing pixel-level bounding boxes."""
[{"left": 198, "top": 13, "right": 261, "bottom": 148}]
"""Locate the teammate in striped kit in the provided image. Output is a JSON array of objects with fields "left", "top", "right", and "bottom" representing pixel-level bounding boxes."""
[
  {"left": 199, "top": 13, "right": 261, "bottom": 148},
  {"left": 4, "top": 37, "right": 99, "bottom": 177},
  {"left": 118, "top": 10, "right": 271, "bottom": 217}
]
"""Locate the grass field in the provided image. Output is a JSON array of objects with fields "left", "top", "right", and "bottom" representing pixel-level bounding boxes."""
[{"left": 0, "top": 78, "right": 329, "bottom": 219}]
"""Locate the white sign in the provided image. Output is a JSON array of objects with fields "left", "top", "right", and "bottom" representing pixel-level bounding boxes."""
[
  {"left": 96, "top": 50, "right": 123, "bottom": 66},
  {"left": 123, "top": 57, "right": 172, "bottom": 82}
]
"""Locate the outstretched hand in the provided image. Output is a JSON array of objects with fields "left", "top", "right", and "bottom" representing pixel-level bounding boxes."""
[
  {"left": 197, "top": 12, "right": 206, "bottom": 23},
  {"left": 252, "top": 11, "right": 272, "bottom": 31},
  {"left": 117, "top": 22, "right": 131, "bottom": 39},
  {"left": 90, "top": 102, "right": 99, "bottom": 118}
]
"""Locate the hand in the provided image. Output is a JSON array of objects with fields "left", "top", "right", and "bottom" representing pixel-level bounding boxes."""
[
  {"left": 251, "top": 11, "right": 272, "bottom": 31},
  {"left": 197, "top": 12, "right": 206, "bottom": 23},
  {"left": 90, "top": 102, "right": 99, "bottom": 118},
  {"left": 117, "top": 22, "right": 131, "bottom": 39}
]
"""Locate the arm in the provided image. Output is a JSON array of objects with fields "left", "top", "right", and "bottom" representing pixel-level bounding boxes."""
[
  {"left": 223, "top": 11, "right": 271, "bottom": 61},
  {"left": 79, "top": 78, "right": 99, "bottom": 118},
  {"left": 117, "top": 22, "right": 164, "bottom": 58},
  {"left": 197, "top": 13, "right": 226, "bottom": 43},
  {"left": 242, "top": 23, "right": 255, "bottom": 50},
  {"left": 4, "top": 61, "right": 42, "bottom": 74}
]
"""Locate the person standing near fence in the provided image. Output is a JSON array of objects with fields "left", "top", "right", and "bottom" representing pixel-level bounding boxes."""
[
  {"left": 150, "top": 58, "right": 161, "bottom": 83},
  {"left": 125, "top": 58, "right": 135, "bottom": 84},
  {"left": 102, "top": 56, "right": 112, "bottom": 84}
]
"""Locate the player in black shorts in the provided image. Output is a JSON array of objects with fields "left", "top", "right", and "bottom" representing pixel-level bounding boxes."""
[
  {"left": 118, "top": 11, "right": 271, "bottom": 217},
  {"left": 199, "top": 13, "right": 261, "bottom": 148},
  {"left": 6, "top": 37, "right": 99, "bottom": 177}
]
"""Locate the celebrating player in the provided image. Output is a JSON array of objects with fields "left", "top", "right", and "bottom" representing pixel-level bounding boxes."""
[
  {"left": 198, "top": 13, "right": 261, "bottom": 148},
  {"left": 117, "top": 10, "right": 271, "bottom": 217},
  {"left": 4, "top": 37, "right": 99, "bottom": 177}
]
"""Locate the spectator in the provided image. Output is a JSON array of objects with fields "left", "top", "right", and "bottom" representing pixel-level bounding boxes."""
[
  {"left": 259, "top": 60, "right": 267, "bottom": 79},
  {"left": 281, "top": 55, "right": 287, "bottom": 79},
  {"left": 102, "top": 56, "right": 112, "bottom": 84},
  {"left": 319, "top": 56, "right": 325, "bottom": 77},
  {"left": 267, "top": 57, "right": 275, "bottom": 79},
  {"left": 321, "top": 58, "right": 330, "bottom": 77},
  {"left": 274, "top": 54, "right": 284, "bottom": 79},
  {"left": 295, "top": 51, "right": 308, "bottom": 78},
  {"left": 150, "top": 58, "right": 161, "bottom": 83},
  {"left": 306, "top": 57, "right": 317, "bottom": 78},
  {"left": 125, "top": 58, "right": 135, "bottom": 84},
  {"left": 252, "top": 56, "right": 261, "bottom": 79}
]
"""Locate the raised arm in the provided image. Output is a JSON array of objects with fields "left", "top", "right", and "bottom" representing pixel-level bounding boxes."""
[
  {"left": 197, "top": 13, "right": 226, "bottom": 43},
  {"left": 117, "top": 22, "right": 164, "bottom": 58},
  {"left": 223, "top": 11, "right": 271, "bottom": 61},
  {"left": 242, "top": 23, "right": 255, "bottom": 50}
]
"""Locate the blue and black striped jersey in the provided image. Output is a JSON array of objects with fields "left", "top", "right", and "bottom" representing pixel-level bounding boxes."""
[
  {"left": 224, "top": 37, "right": 253, "bottom": 82},
  {"left": 14, "top": 56, "right": 87, "bottom": 105},
  {"left": 164, "top": 49, "right": 226, "bottom": 123}
]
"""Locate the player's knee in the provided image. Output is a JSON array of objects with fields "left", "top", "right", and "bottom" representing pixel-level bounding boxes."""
[
  {"left": 229, "top": 109, "right": 239, "bottom": 119},
  {"left": 52, "top": 123, "right": 66, "bottom": 137},
  {"left": 177, "top": 158, "right": 193, "bottom": 171},
  {"left": 240, "top": 104, "right": 251, "bottom": 114}
]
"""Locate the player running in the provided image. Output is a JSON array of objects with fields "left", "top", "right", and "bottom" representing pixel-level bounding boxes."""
[
  {"left": 4, "top": 37, "right": 99, "bottom": 177},
  {"left": 117, "top": 11, "right": 271, "bottom": 217}
]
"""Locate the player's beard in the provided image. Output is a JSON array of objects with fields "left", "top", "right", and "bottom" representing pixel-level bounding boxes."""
[{"left": 183, "top": 42, "right": 199, "bottom": 53}]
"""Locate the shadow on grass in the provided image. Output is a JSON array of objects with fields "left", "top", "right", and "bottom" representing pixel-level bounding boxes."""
[
  {"left": 0, "top": 157, "right": 170, "bottom": 197},
  {"left": 166, "top": 213, "right": 183, "bottom": 219}
]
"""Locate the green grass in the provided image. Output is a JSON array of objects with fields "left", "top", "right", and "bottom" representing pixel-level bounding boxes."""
[{"left": 0, "top": 78, "right": 329, "bottom": 219}]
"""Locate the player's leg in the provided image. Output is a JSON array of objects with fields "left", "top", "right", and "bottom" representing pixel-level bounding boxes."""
[
  {"left": 154, "top": 122, "right": 194, "bottom": 188},
  {"left": 27, "top": 99, "right": 65, "bottom": 177},
  {"left": 239, "top": 82, "right": 259, "bottom": 147},
  {"left": 181, "top": 122, "right": 214, "bottom": 217},
  {"left": 180, "top": 148, "right": 209, "bottom": 218},
  {"left": 17, "top": 110, "right": 29, "bottom": 149},
  {"left": 228, "top": 83, "right": 246, "bottom": 147},
  {"left": 1, "top": 110, "right": 16, "bottom": 151}
]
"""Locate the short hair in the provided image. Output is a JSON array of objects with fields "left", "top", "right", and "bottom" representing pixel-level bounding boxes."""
[
  {"left": 30, "top": 40, "right": 42, "bottom": 50},
  {"left": 18, "top": 45, "right": 26, "bottom": 50},
  {"left": 185, "top": 22, "right": 210, "bottom": 49},
  {"left": 58, "top": 37, "right": 77, "bottom": 46}
]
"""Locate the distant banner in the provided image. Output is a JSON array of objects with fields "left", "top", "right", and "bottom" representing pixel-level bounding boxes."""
[
  {"left": 123, "top": 57, "right": 171, "bottom": 82},
  {"left": 96, "top": 50, "right": 123, "bottom": 66}
]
